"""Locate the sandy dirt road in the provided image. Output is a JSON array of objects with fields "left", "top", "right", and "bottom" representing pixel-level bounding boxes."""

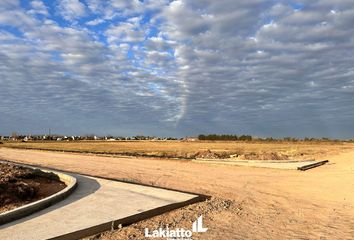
[{"left": 0, "top": 147, "right": 353, "bottom": 239}]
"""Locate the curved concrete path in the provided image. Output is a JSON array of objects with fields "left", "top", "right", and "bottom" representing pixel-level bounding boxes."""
[{"left": 0, "top": 171, "right": 201, "bottom": 240}]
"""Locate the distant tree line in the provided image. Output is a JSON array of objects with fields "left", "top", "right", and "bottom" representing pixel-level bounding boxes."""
[
  {"left": 198, "top": 134, "right": 353, "bottom": 142},
  {"left": 198, "top": 134, "right": 252, "bottom": 141}
]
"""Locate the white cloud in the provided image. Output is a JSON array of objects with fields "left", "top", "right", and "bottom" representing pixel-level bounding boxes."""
[
  {"left": 0, "top": 0, "right": 20, "bottom": 9},
  {"left": 86, "top": 18, "right": 105, "bottom": 26},
  {"left": 57, "top": 0, "right": 86, "bottom": 21},
  {"left": 105, "top": 21, "right": 145, "bottom": 43},
  {"left": 29, "top": 0, "right": 48, "bottom": 16},
  {"left": 0, "top": 0, "right": 353, "bottom": 137}
]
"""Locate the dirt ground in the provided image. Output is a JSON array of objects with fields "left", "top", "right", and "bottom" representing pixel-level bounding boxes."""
[
  {"left": 0, "top": 146, "right": 353, "bottom": 239},
  {"left": 0, "top": 162, "right": 66, "bottom": 213},
  {"left": 4, "top": 140, "right": 353, "bottom": 160}
]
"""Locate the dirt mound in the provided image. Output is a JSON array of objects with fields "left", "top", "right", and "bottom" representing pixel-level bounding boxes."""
[
  {"left": 232, "top": 151, "right": 289, "bottom": 160},
  {"left": 194, "top": 150, "right": 231, "bottom": 159},
  {"left": 0, "top": 163, "right": 66, "bottom": 213},
  {"left": 195, "top": 150, "right": 290, "bottom": 160}
]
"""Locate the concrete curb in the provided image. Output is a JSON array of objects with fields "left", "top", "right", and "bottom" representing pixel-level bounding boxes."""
[
  {"left": 0, "top": 160, "right": 210, "bottom": 240},
  {"left": 193, "top": 158, "right": 330, "bottom": 170},
  {"left": 195, "top": 158, "right": 315, "bottom": 163},
  {"left": 0, "top": 162, "right": 77, "bottom": 225},
  {"left": 297, "top": 160, "right": 329, "bottom": 171},
  {"left": 49, "top": 194, "right": 205, "bottom": 240},
  {"left": 0, "top": 159, "right": 209, "bottom": 204}
]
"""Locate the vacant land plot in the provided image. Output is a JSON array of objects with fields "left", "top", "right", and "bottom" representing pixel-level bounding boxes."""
[
  {"left": 0, "top": 146, "right": 353, "bottom": 239},
  {"left": 3, "top": 140, "right": 354, "bottom": 160}
]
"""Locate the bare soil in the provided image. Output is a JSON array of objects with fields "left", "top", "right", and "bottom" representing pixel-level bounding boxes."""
[
  {"left": 0, "top": 162, "right": 66, "bottom": 213},
  {"left": 3, "top": 140, "right": 353, "bottom": 160},
  {"left": 0, "top": 146, "right": 353, "bottom": 239}
]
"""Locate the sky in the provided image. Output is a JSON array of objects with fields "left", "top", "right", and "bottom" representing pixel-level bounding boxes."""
[{"left": 0, "top": 0, "right": 353, "bottom": 138}]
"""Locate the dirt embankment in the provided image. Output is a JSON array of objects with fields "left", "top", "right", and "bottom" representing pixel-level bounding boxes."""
[{"left": 0, "top": 163, "right": 66, "bottom": 213}]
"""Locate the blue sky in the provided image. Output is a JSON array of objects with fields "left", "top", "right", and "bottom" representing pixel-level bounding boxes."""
[{"left": 0, "top": 0, "right": 353, "bottom": 138}]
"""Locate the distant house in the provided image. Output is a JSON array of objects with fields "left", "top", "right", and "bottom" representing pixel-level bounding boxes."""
[{"left": 184, "top": 136, "right": 198, "bottom": 141}]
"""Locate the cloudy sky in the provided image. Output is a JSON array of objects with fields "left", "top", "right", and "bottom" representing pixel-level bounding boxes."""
[{"left": 0, "top": 0, "right": 353, "bottom": 138}]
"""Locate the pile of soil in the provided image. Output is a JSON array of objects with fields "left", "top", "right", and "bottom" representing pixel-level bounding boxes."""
[
  {"left": 194, "top": 150, "right": 231, "bottom": 159},
  {"left": 0, "top": 163, "right": 66, "bottom": 213},
  {"left": 234, "top": 151, "right": 289, "bottom": 160},
  {"left": 195, "top": 150, "right": 290, "bottom": 160}
]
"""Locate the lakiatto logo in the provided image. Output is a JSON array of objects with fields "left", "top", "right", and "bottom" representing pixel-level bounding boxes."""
[{"left": 144, "top": 215, "right": 208, "bottom": 240}]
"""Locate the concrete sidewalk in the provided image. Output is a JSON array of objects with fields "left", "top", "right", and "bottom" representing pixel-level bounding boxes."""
[{"left": 0, "top": 173, "right": 200, "bottom": 240}]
